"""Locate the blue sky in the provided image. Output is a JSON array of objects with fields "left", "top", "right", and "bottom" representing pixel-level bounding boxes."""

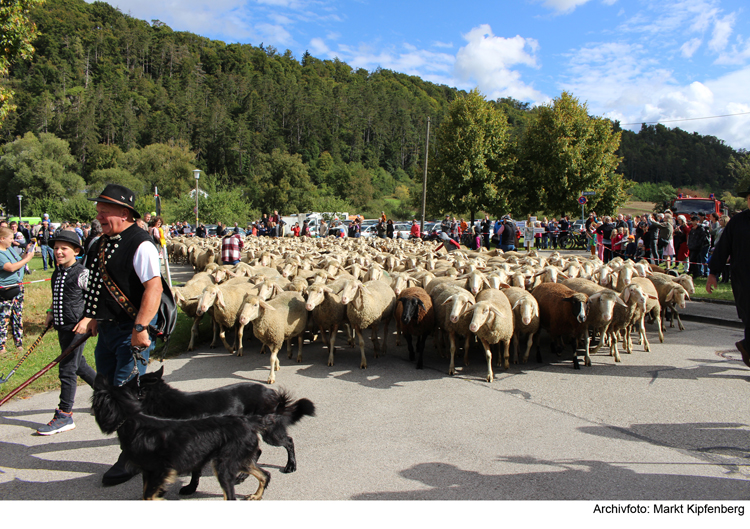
[{"left": 90, "top": 0, "right": 750, "bottom": 149}]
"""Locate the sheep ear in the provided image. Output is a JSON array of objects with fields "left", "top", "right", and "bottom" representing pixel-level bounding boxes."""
[
  {"left": 615, "top": 296, "right": 628, "bottom": 307},
  {"left": 499, "top": 282, "right": 512, "bottom": 289},
  {"left": 512, "top": 299, "right": 523, "bottom": 310},
  {"left": 666, "top": 290, "right": 674, "bottom": 302},
  {"left": 647, "top": 294, "right": 658, "bottom": 300},
  {"left": 558, "top": 273, "right": 569, "bottom": 280},
  {"left": 441, "top": 296, "right": 455, "bottom": 306},
  {"left": 216, "top": 289, "right": 227, "bottom": 309},
  {"left": 322, "top": 285, "right": 333, "bottom": 293},
  {"left": 490, "top": 306, "right": 506, "bottom": 319},
  {"left": 417, "top": 300, "right": 427, "bottom": 312}
]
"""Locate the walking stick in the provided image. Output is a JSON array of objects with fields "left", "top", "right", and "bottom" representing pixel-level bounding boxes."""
[
  {"left": 0, "top": 321, "right": 53, "bottom": 385},
  {"left": 0, "top": 331, "right": 92, "bottom": 408}
]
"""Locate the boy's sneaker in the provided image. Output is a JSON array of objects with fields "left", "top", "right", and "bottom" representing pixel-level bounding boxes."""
[{"left": 37, "top": 409, "right": 75, "bottom": 435}]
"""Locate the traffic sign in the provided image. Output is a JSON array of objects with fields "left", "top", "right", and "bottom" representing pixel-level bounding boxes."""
[
  {"left": 578, "top": 196, "right": 587, "bottom": 205},
  {"left": 582, "top": 191, "right": 596, "bottom": 196}
]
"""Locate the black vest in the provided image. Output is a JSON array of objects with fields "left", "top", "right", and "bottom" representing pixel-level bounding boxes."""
[
  {"left": 83, "top": 224, "right": 153, "bottom": 322},
  {"left": 501, "top": 221, "right": 516, "bottom": 245},
  {"left": 51, "top": 261, "right": 88, "bottom": 331}
]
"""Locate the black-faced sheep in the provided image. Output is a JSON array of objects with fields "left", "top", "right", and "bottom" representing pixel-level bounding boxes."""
[
  {"left": 531, "top": 282, "right": 589, "bottom": 369},
  {"left": 394, "top": 287, "right": 435, "bottom": 369}
]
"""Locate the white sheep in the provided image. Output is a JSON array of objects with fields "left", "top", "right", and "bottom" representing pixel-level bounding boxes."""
[
  {"left": 340, "top": 279, "right": 396, "bottom": 369},
  {"left": 468, "top": 288, "right": 513, "bottom": 382},
  {"left": 501, "top": 286, "right": 540, "bottom": 364},
  {"left": 237, "top": 291, "right": 308, "bottom": 384}
]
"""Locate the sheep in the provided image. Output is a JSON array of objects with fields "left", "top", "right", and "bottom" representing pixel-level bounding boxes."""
[
  {"left": 647, "top": 274, "right": 690, "bottom": 331},
  {"left": 173, "top": 271, "right": 216, "bottom": 351},
  {"left": 432, "top": 287, "right": 476, "bottom": 376},
  {"left": 195, "top": 278, "right": 259, "bottom": 357},
  {"left": 467, "top": 288, "right": 513, "bottom": 381},
  {"left": 341, "top": 279, "right": 397, "bottom": 369},
  {"left": 304, "top": 282, "right": 353, "bottom": 367},
  {"left": 531, "top": 282, "right": 589, "bottom": 369},
  {"left": 194, "top": 247, "right": 217, "bottom": 272},
  {"left": 237, "top": 291, "right": 308, "bottom": 384},
  {"left": 501, "top": 286, "right": 540, "bottom": 364},
  {"left": 394, "top": 287, "right": 435, "bottom": 369},
  {"left": 562, "top": 278, "right": 627, "bottom": 366},
  {"left": 629, "top": 277, "right": 664, "bottom": 352},
  {"left": 602, "top": 283, "right": 650, "bottom": 361}
]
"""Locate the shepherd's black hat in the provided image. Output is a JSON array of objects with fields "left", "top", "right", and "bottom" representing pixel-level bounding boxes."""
[
  {"left": 88, "top": 184, "right": 140, "bottom": 218},
  {"left": 738, "top": 187, "right": 750, "bottom": 198},
  {"left": 51, "top": 230, "right": 84, "bottom": 252}
]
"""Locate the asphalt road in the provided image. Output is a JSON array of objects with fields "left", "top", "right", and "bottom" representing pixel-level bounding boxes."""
[{"left": 1, "top": 309, "right": 749, "bottom": 505}]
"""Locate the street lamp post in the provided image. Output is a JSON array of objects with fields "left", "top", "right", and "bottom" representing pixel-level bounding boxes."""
[
  {"left": 17, "top": 195, "right": 22, "bottom": 221},
  {"left": 193, "top": 169, "right": 201, "bottom": 230}
]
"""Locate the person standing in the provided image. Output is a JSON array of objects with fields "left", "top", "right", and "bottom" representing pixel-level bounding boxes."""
[
  {"left": 36, "top": 231, "right": 96, "bottom": 435},
  {"left": 481, "top": 215, "right": 492, "bottom": 249},
  {"left": 687, "top": 215, "right": 710, "bottom": 278},
  {"left": 221, "top": 231, "right": 243, "bottom": 265},
  {"left": 386, "top": 219, "right": 394, "bottom": 239},
  {"left": 38, "top": 219, "right": 55, "bottom": 271},
  {"left": 706, "top": 187, "right": 750, "bottom": 368},
  {"left": 0, "top": 227, "right": 35, "bottom": 355},
  {"left": 73, "top": 184, "right": 162, "bottom": 486}
]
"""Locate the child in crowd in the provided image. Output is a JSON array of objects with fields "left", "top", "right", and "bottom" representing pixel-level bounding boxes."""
[{"left": 37, "top": 231, "right": 96, "bottom": 435}]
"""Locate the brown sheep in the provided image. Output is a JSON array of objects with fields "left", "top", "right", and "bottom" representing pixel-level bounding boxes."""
[
  {"left": 395, "top": 287, "right": 435, "bottom": 369},
  {"left": 531, "top": 282, "right": 589, "bottom": 369}
]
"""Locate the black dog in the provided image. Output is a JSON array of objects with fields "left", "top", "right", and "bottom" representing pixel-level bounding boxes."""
[
  {"left": 137, "top": 367, "right": 314, "bottom": 491},
  {"left": 91, "top": 375, "right": 272, "bottom": 500}
]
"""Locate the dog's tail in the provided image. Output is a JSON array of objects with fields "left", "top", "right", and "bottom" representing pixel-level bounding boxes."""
[{"left": 275, "top": 389, "right": 316, "bottom": 425}]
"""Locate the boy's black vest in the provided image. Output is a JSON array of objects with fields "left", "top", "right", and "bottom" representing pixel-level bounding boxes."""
[
  {"left": 83, "top": 224, "right": 152, "bottom": 322},
  {"left": 51, "top": 261, "right": 87, "bottom": 331},
  {"left": 501, "top": 221, "right": 516, "bottom": 245}
]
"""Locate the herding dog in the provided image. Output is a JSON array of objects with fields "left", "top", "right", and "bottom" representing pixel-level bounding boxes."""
[
  {"left": 92, "top": 375, "right": 271, "bottom": 500},
  {"left": 136, "top": 367, "right": 315, "bottom": 493}
]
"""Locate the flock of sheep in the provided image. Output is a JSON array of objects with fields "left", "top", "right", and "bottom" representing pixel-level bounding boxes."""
[{"left": 168, "top": 234, "right": 693, "bottom": 384}]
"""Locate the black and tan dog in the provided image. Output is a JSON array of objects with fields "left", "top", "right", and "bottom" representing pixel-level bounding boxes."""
[
  {"left": 92, "top": 375, "right": 272, "bottom": 500},
  {"left": 136, "top": 367, "right": 315, "bottom": 492}
]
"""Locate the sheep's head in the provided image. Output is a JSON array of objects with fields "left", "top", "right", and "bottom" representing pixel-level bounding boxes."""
[
  {"left": 238, "top": 295, "right": 274, "bottom": 326},
  {"left": 304, "top": 284, "right": 329, "bottom": 311},
  {"left": 398, "top": 297, "right": 425, "bottom": 325},
  {"left": 442, "top": 293, "right": 474, "bottom": 324},
  {"left": 512, "top": 297, "right": 538, "bottom": 326},
  {"left": 564, "top": 293, "right": 588, "bottom": 323},
  {"left": 195, "top": 285, "right": 220, "bottom": 316},
  {"left": 468, "top": 301, "right": 505, "bottom": 333},
  {"left": 339, "top": 280, "right": 361, "bottom": 305},
  {"left": 666, "top": 284, "right": 689, "bottom": 309},
  {"left": 621, "top": 284, "right": 648, "bottom": 313}
]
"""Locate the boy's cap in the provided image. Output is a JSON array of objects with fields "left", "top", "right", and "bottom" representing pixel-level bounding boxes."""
[{"left": 51, "top": 230, "right": 83, "bottom": 251}]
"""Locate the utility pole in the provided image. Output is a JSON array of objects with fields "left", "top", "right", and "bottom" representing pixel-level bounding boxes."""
[{"left": 420, "top": 116, "right": 431, "bottom": 235}]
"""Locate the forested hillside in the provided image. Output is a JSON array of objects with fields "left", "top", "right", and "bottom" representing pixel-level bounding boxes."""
[{"left": 0, "top": 0, "right": 746, "bottom": 222}]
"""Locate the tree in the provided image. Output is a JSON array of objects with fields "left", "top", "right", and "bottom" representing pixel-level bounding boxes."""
[
  {"left": 0, "top": 0, "right": 44, "bottom": 126},
  {"left": 728, "top": 152, "right": 750, "bottom": 197},
  {"left": 0, "top": 131, "right": 84, "bottom": 213},
  {"left": 426, "top": 89, "right": 516, "bottom": 222},
  {"left": 248, "top": 149, "right": 317, "bottom": 214},
  {"left": 515, "top": 91, "right": 624, "bottom": 217}
]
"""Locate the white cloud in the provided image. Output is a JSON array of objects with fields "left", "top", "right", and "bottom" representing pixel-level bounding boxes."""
[
  {"left": 708, "top": 13, "right": 735, "bottom": 53},
  {"left": 453, "top": 25, "right": 545, "bottom": 103},
  {"left": 680, "top": 38, "right": 702, "bottom": 58},
  {"left": 538, "top": 0, "right": 594, "bottom": 14},
  {"left": 309, "top": 37, "right": 330, "bottom": 56}
]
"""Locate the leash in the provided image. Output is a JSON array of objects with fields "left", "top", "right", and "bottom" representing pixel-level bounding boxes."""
[
  {"left": 0, "top": 321, "right": 53, "bottom": 385},
  {"left": 0, "top": 331, "right": 92, "bottom": 408},
  {"left": 0, "top": 278, "right": 52, "bottom": 289}
]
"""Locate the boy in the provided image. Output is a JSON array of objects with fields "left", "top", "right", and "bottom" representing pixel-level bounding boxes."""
[{"left": 37, "top": 231, "right": 96, "bottom": 435}]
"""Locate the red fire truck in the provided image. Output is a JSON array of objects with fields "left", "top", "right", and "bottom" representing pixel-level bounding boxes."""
[{"left": 670, "top": 193, "right": 726, "bottom": 217}]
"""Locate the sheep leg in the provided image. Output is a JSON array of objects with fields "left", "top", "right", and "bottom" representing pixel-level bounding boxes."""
[
  {"left": 319, "top": 325, "right": 330, "bottom": 347},
  {"left": 675, "top": 308, "right": 684, "bottom": 331},
  {"left": 638, "top": 315, "right": 651, "bottom": 352},
  {"left": 416, "top": 334, "right": 426, "bottom": 370},
  {"left": 463, "top": 335, "right": 471, "bottom": 367},
  {"left": 448, "top": 332, "right": 458, "bottom": 375},
  {"left": 267, "top": 347, "right": 281, "bottom": 384},
  {"left": 609, "top": 331, "right": 621, "bottom": 362},
  {"left": 219, "top": 324, "right": 233, "bottom": 353},
  {"left": 188, "top": 315, "right": 202, "bottom": 351},
  {"left": 296, "top": 335, "right": 303, "bottom": 363},
  {"left": 236, "top": 323, "right": 245, "bottom": 357},
  {"left": 355, "top": 326, "right": 367, "bottom": 369},
  {"left": 583, "top": 327, "right": 591, "bottom": 367},
  {"left": 345, "top": 323, "right": 355, "bottom": 347},
  {"left": 502, "top": 339, "right": 511, "bottom": 370},
  {"left": 522, "top": 332, "right": 534, "bottom": 364},
  {"left": 210, "top": 320, "right": 219, "bottom": 348},
  {"left": 480, "top": 338, "right": 494, "bottom": 382},
  {"left": 655, "top": 307, "right": 664, "bottom": 343},
  {"left": 592, "top": 322, "right": 611, "bottom": 355},
  {"left": 381, "top": 317, "right": 390, "bottom": 356},
  {"left": 395, "top": 320, "right": 401, "bottom": 346},
  {"left": 370, "top": 324, "right": 381, "bottom": 356},
  {"left": 327, "top": 324, "right": 339, "bottom": 366},
  {"left": 405, "top": 333, "right": 415, "bottom": 362}
]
